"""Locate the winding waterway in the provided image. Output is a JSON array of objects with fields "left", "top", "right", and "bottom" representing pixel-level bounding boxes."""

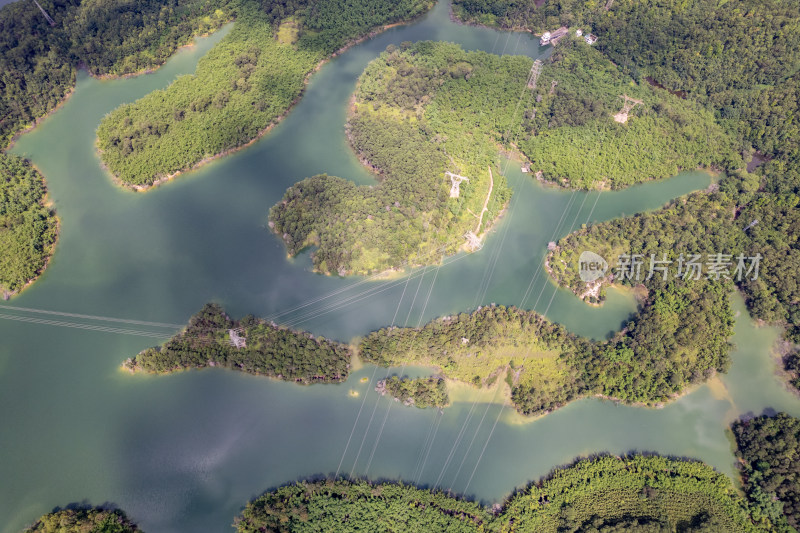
[{"left": 3, "top": 1, "right": 800, "bottom": 531}]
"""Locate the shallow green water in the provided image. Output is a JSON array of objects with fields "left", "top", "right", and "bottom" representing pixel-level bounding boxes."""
[{"left": 2, "top": 1, "right": 798, "bottom": 531}]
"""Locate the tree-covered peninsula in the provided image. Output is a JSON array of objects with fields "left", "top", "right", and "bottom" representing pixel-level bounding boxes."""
[
  {"left": 546, "top": 167, "right": 800, "bottom": 345},
  {"left": 268, "top": 39, "right": 736, "bottom": 275},
  {"left": 0, "top": 0, "right": 234, "bottom": 150},
  {"left": 0, "top": 0, "right": 435, "bottom": 155},
  {"left": 360, "top": 295, "right": 731, "bottom": 416},
  {"left": 451, "top": 0, "right": 800, "bottom": 348},
  {"left": 0, "top": 154, "right": 58, "bottom": 299},
  {"left": 450, "top": 0, "right": 800, "bottom": 360},
  {"left": 547, "top": 188, "right": 744, "bottom": 302},
  {"left": 95, "top": 0, "right": 434, "bottom": 188},
  {"left": 1, "top": 0, "right": 241, "bottom": 297},
  {"left": 376, "top": 375, "right": 449, "bottom": 408},
  {"left": 235, "top": 455, "right": 758, "bottom": 532},
  {"left": 124, "top": 303, "right": 351, "bottom": 384},
  {"left": 270, "top": 41, "right": 518, "bottom": 275},
  {"left": 23, "top": 507, "right": 141, "bottom": 533},
  {"left": 496, "top": 455, "right": 759, "bottom": 533}
]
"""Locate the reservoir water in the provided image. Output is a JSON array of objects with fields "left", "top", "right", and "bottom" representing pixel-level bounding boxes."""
[{"left": 3, "top": 1, "right": 800, "bottom": 531}]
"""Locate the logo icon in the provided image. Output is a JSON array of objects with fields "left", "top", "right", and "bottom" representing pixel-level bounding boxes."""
[{"left": 579, "top": 251, "right": 608, "bottom": 282}]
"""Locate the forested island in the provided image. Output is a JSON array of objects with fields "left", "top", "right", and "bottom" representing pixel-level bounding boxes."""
[
  {"left": 0, "top": 154, "right": 58, "bottom": 299},
  {"left": 124, "top": 303, "right": 352, "bottom": 384},
  {"left": 235, "top": 455, "right": 758, "bottom": 532},
  {"left": 376, "top": 375, "right": 449, "bottom": 408},
  {"left": 360, "top": 299, "right": 731, "bottom": 415},
  {"left": 546, "top": 186, "right": 746, "bottom": 303},
  {"left": 95, "top": 0, "right": 434, "bottom": 188},
  {"left": 23, "top": 507, "right": 141, "bottom": 533}
]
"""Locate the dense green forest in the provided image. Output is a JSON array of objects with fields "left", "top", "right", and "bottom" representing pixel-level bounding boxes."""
[
  {"left": 0, "top": 0, "right": 433, "bottom": 153},
  {"left": 360, "top": 296, "right": 731, "bottom": 415},
  {"left": 0, "top": 0, "right": 233, "bottom": 149},
  {"left": 0, "top": 0, "right": 235, "bottom": 296},
  {"left": 518, "top": 38, "right": 738, "bottom": 189},
  {"left": 95, "top": 0, "right": 434, "bottom": 187},
  {"left": 451, "top": 0, "right": 800, "bottom": 347},
  {"left": 546, "top": 162, "right": 800, "bottom": 346},
  {"left": 0, "top": 0, "right": 77, "bottom": 149},
  {"left": 547, "top": 189, "right": 743, "bottom": 299},
  {"left": 732, "top": 413, "right": 800, "bottom": 532},
  {"left": 736, "top": 194, "right": 800, "bottom": 343},
  {"left": 96, "top": 5, "right": 317, "bottom": 187},
  {"left": 453, "top": 0, "right": 800, "bottom": 191},
  {"left": 452, "top": 0, "right": 800, "bottom": 100},
  {"left": 498, "top": 455, "right": 758, "bottom": 532},
  {"left": 0, "top": 154, "right": 58, "bottom": 298},
  {"left": 377, "top": 375, "right": 449, "bottom": 408},
  {"left": 591, "top": 1, "right": 800, "bottom": 102},
  {"left": 63, "top": 0, "right": 230, "bottom": 77},
  {"left": 784, "top": 351, "right": 800, "bottom": 392},
  {"left": 23, "top": 508, "right": 141, "bottom": 533},
  {"left": 235, "top": 455, "right": 758, "bottom": 532},
  {"left": 270, "top": 41, "right": 519, "bottom": 275},
  {"left": 591, "top": 0, "right": 800, "bottom": 233},
  {"left": 269, "top": 39, "right": 738, "bottom": 277},
  {"left": 124, "top": 303, "right": 351, "bottom": 384},
  {"left": 452, "top": 0, "right": 593, "bottom": 32},
  {"left": 236, "top": 478, "right": 492, "bottom": 532}
]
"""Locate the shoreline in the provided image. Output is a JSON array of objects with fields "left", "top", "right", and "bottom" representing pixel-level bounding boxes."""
[
  {"left": 123, "top": 356, "right": 350, "bottom": 385},
  {"left": 5, "top": 86, "right": 76, "bottom": 152},
  {"left": 769, "top": 334, "right": 800, "bottom": 396},
  {"left": 4, "top": 24, "right": 235, "bottom": 153},
  {"left": 86, "top": 23, "right": 232, "bottom": 82},
  {"left": 447, "top": 2, "right": 538, "bottom": 36},
  {"left": 543, "top": 178, "right": 724, "bottom": 304},
  {"left": 534, "top": 165, "right": 721, "bottom": 192},
  {"left": 1, "top": 162, "right": 60, "bottom": 301},
  {"left": 345, "top": 96, "right": 388, "bottom": 180},
  {"left": 103, "top": 14, "right": 433, "bottom": 193},
  {"left": 391, "top": 356, "right": 713, "bottom": 425},
  {"left": 330, "top": 100, "right": 513, "bottom": 278}
]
